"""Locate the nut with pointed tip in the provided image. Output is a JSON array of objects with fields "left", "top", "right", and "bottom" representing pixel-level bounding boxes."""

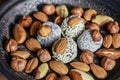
[{"left": 91, "top": 30, "right": 102, "bottom": 42}]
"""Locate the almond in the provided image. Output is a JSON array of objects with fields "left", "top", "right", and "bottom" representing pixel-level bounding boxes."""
[
  {"left": 46, "top": 73, "right": 57, "bottom": 80},
  {"left": 57, "top": 76, "right": 71, "bottom": 80},
  {"left": 103, "top": 35, "right": 112, "bottom": 48},
  {"left": 112, "top": 33, "right": 120, "bottom": 48},
  {"left": 49, "top": 61, "right": 68, "bottom": 74},
  {"left": 68, "top": 17, "right": 80, "bottom": 27},
  {"left": 90, "top": 63, "right": 107, "bottom": 79}
]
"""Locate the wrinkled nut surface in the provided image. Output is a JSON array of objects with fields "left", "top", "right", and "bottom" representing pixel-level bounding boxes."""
[
  {"left": 46, "top": 73, "right": 57, "bottom": 80},
  {"left": 34, "top": 63, "right": 49, "bottom": 79},
  {"left": 91, "top": 30, "right": 102, "bottom": 42},
  {"left": 112, "top": 33, "right": 120, "bottom": 48},
  {"left": 101, "top": 57, "right": 116, "bottom": 71},
  {"left": 30, "top": 21, "right": 41, "bottom": 36},
  {"left": 5, "top": 38, "right": 18, "bottom": 52},
  {"left": 49, "top": 61, "right": 68, "bottom": 74},
  {"left": 25, "top": 38, "right": 41, "bottom": 52},
  {"left": 13, "top": 24, "right": 27, "bottom": 44},
  {"left": 11, "top": 57, "right": 27, "bottom": 72},
  {"left": 42, "top": 4, "right": 55, "bottom": 15},
  {"left": 25, "top": 58, "right": 38, "bottom": 73},
  {"left": 11, "top": 51, "right": 30, "bottom": 59},
  {"left": 33, "top": 11, "right": 48, "bottom": 22},
  {"left": 68, "top": 17, "right": 81, "bottom": 27},
  {"left": 107, "top": 21, "right": 119, "bottom": 34},
  {"left": 57, "top": 76, "right": 71, "bottom": 80},
  {"left": 103, "top": 35, "right": 112, "bottom": 48},
  {"left": 71, "top": 6, "right": 84, "bottom": 17},
  {"left": 70, "top": 62, "right": 90, "bottom": 72},
  {"left": 83, "top": 9, "right": 97, "bottom": 21},
  {"left": 54, "top": 16, "right": 63, "bottom": 25},
  {"left": 38, "top": 25, "right": 52, "bottom": 37},
  {"left": 86, "top": 23, "right": 100, "bottom": 30},
  {"left": 90, "top": 63, "right": 107, "bottom": 79},
  {"left": 69, "top": 71, "right": 82, "bottom": 80},
  {"left": 19, "top": 16, "right": 32, "bottom": 28},
  {"left": 80, "top": 50, "right": 94, "bottom": 64},
  {"left": 56, "top": 5, "right": 69, "bottom": 18},
  {"left": 37, "top": 49, "right": 51, "bottom": 62},
  {"left": 53, "top": 38, "right": 67, "bottom": 54}
]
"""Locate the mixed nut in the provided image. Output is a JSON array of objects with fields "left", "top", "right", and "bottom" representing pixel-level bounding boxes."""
[{"left": 4, "top": 3, "right": 120, "bottom": 80}]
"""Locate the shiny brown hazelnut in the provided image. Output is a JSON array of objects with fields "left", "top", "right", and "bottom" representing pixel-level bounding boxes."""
[
  {"left": 86, "top": 23, "right": 100, "bottom": 30},
  {"left": 101, "top": 57, "right": 116, "bottom": 71},
  {"left": 42, "top": 4, "right": 55, "bottom": 15},
  {"left": 11, "top": 57, "right": 27, "bottom": 72},
  {"left": 46, "top": 73, "right": 57, "bottom": 80},
  {"left": 37, "top": 49, "right": 51, "bottom": 62},
  {"left": 71, "top": 6, "right": 84, "bottom": 17},
  {"left": 5, "top": 38, "right": 18, "bottom": 52},
  {"left": 107, "top": 21, "right": 119, "bottom": 34},
  {"left": 91, "top": 30, "right": 102, "bottom": 42},
  {"left": 80, "top": 50, "right": 94, "bottom": 64},
  {"left": 54, "top": 16, "right": 63, "bottom": 25},
  {"left": 57, "top": 76, "right": 71, "bottom": 80},
  {"left": 19, "top": 16, "right": 32, "bottom": 28},
  {"left": 38, "top": 25, "right": 52, "bottom": 37}
]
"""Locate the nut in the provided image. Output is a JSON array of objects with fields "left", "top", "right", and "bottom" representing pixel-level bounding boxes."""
[
  {"left": 96, "top": 49, "right": 120, "bottom": 60},
  {"left": 46, "top": 73, "right": 57, "bottom": 80},
  {"left": 70, "top": 62, "right": 90, "bottom": 72},
  {"left": 5, "top": 38, "right": 18, "bottom": 52},
  {"left": 69, "top": 71, "right": 82, "bottom": 80},
  {"left": 25, "top": 38, "right": 41, "bottom": 52},
  {"left": 33, "top": 11, "right": 48, "bottom": 22},
  {"left": 54, "top": 16, "right": 63, "bottom": 25},
  {"left": 91, "top": 30, "right": 102, "bottom": 42},
  {"left": 83, "top": 9, "right": 97, "bottom": 21},
  {"left": 92, "top": 15, "right": 114, "bottom": 27},
  {"left": 30, "top": 21, "right": 41, "bottom": 36},
  {"left": 19, "top": 16, "right": 32, "bottom": 28},
  {"left": 101, "top": 57, "right": 116, "bottom": 71},
  {"left": 11, "top": 57, "right": 27, "bottom": 72},
  {"left": 71, "top": 6, "right": 84, "bottom": 17},
  {"left": 57, "top": 76, "right": 71, "bottom": 80},
  {"left": 38, "top": 25, "right": 52, "bottom": 37},
  {"left": 56, "top": 5, "right": 69, "bottom": 18},
  {"left": 13, "top": 24, "right": 27, "bottom": 44},
  {"left": 103, "top": 35, "right": 112, "bottom": 48},
  {"left": 90, "top": 63, "right": 107, "bottom": 79},
  {"left": 25, "top": 58, "right": 38, "bottom": 73},
  {"left": 53, "top": 38, "right": 67, "bottom": 54},
  {"left": 42, "top": 4, "right": 55, "bottom": 15},
  {"left": 86, "top": 23, "right": 100, "bottom": 30},
  {"left": 112, "top": 33, "right": 120, "bottom": 48},
  {"left": 34, "top": 63, "right": 49, "bottom": 79},
  {"left": 37, "top": 49, "right": 51, "bottom": 62},
  {"left": 68, "top": 17, "right": 81, "bottom": 27},
  {"left": 107, "top": 21, "right": 119, "bottom": 34},
  {"left": 49, "top": 61, "right": 68, "bottom": 74},
  {"left": 80, "top": 50, "right": 94, "bottom": 64},
  {"left": 11, "top": 51, "right": 30, "bottom": 59}
]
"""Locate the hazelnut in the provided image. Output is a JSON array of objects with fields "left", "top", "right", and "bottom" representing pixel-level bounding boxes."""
[
  {"left": 38, "top": 25, "right": 52, "bottom": 37},
  {"left": 103, "top": 35, "right": 112, "bottom": 48},
  {"left": 80, "top": 50, "right": 94, "bottom": 64},
  {"left": 68, "top": 17, "right": 81, "bottom": 27},
  {"left": 5, "top": 38, "right": 18, "bottom": 52},
  {"left": 69, "top": 71, "right": 82, "bottom": 80},
  {"left": 107, "top": 21, "right": 119, "bottom": 34},
  {"left": 86, "top": 23, "right": 100, "bottom": 30},
  {"left": 71, "top": 6, "right": 84, "bottom": 17},
  {"left": 91, "top": 30, "right": 102, "bottom": 42},
  {"left": 11, "top": 57, "right": 27, "bottom": 72},
  {"left": 42, "top": 4, "right": 55, "bottom": 15},
  {"left": 101, "top": 57, "right": 116, "bottom": 71},
  {"left": 19, "top": 16, "right": 32, "bottom": 28},
  {"left": 57, "top": 76, "right": 71, "bottom": 80},
  {"left": 54, "top": 16, "right": 63, "bottom": 25},
  {"left": 46, "top": 73, "right": 57, "bottom": 80},
  {"left": 37, "top": 49, "right": 51, "bottom": 62}
]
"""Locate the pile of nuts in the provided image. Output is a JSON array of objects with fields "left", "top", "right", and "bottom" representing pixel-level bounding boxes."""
[{"left": 4, "top": 3, "right": 120, "bottom": 80}]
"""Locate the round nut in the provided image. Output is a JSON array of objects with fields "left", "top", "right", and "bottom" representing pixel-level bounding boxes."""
[
  {"left": 107, "top": 21, "right": 119, "bottom": 34},
  {"left": 71, "top": 6, "right": 84, "bottom": 17},
  {"left": 86, "top": 23, "right": 100, "bottom": 30},
  {"left": 91, "top": 30, "right": 102, "bottom": 42},
  {"left": 103, "top": 35, "right": 112, "bottom": 48},
  {"left": 11, "top": 57, "right": 27, "bottom": 72},
  {"left": 54, "top": 16, "right": 63, "bottom": 25},
  {"left": 57, "top": 76, "right": 71, "bottom": 80},
  {"left": 5, "top": 38, "right": 18, "bottom": 52},
  {"left": 42, "top": 4, "right": 55, "bottom": 15},
  {"left": 46, "top": 73, "right": 57, "bottom": 80},
  {"left": 19, "top": 16, "right": 32, "bottom": 28},
  {"left": 101, "top": 57, "right": 116, "bottom": 71},
  {"left": 38, "top": 25, "right": 52, "bottom": 37}
]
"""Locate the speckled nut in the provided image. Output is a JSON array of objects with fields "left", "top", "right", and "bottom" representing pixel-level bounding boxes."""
[
  {"left": 42, "top": 4, "right": 55, "bottom": 15},
  {"left": 83, "top": 9, "right": 97, "bottom": 21},
  {"left": 5, "top": 38, "right": 18, "bottom": 52},
  {"left": 19, "top": 16, "right": 32, "bottom": 28},
  {"left": 107, "top": 21, "right": 119, "bottom": 34},
  {"left": 86, "top": 23, "right": 100, "bottom": 30},
  {"left": 91, "top": 30, "right": 102, "bottom": 42},
  {"left": 71, "top": 6, "right": 84, "bottom": 17}
]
